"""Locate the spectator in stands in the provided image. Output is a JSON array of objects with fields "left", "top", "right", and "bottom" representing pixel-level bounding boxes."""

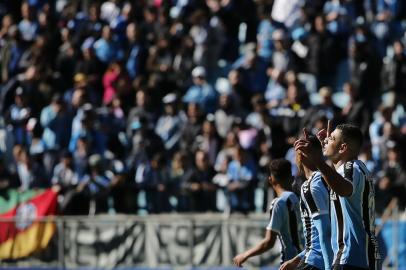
[
  {"left": 0, "top": 22, "right": 23, "bottom": 83},
  {"left": 0, "top": 156, "right": 18, "bottom": 191},
  {"left": 126, "top": 88, "right": 155, "bottom": 138},
  {"left": 109, "top": 159, "right": 138, "bottom": 214},
  {"left": 18, "top": 2, "right": 38, "bottom": 43},
  {"left": 341, "top": 82, "right": 370, "bottom": 135},
  {"left": 78, "top": 154, "right": 111, "bottom": 214},
  {"left": 179, "top": 102, "right": 203, "bottom": 152},
  {"left": 193, "top": 116, "right": 221, "bottom": 165},
  {"left": 181, "top": 150, "right": 217, "bottom": 212},
  {"left": 214, "top": 131, "right": 239, "bottom": 177},
  {"left": 301, "top": 87, "right": 342, "bottom": 131},
  {"left": 376, "top": 146, "right": 406, "bottom": 213},
  {"left": 128, "top": 116, "right": 164, "bottom": 168},
  {"left": 234, "top": 47, "right": 269, "bottom": 94},
  {"left": 306, "top": 15, "right": 340, "bottom": 88},
  {"left": 94, "top": 25, "right": 122, "bottom": 64},
  {"left": 51, "top": 151, "right": 79, "bottom": 213},
  {"left": 75, "top": 38, "right": 105, "bottom": 89},
  {"left": 135, "top": 153, "right": 171, "bottom": 213},
  {"left": 5, "top": 87, "right": 31, "bottom": 145},
  {"left": 183, "top": 66, "right": 218, "bottom": 114},
  {"left": 15, "top": 147, "right": 48, "bottom": 191},
  {"left": 214, "top": 92, "right": 241, "bottom": 139},
  {"left": 155, "top": 93, "right": 185, "bottom": 153},
  {"left": 170, "top": 151, "right": 192, "bottom": 212},
  {"left": 226, "top": 146, "right": 257, "bottom": 213},
  {"left": 40, "top": 94, "right": 71, "bottom": 174},
  {"left": 124, "top": 22, "right": 147, "bottom": 80},
  {"left": 381, "top": 40, "right": 406, "bottom": 104}
]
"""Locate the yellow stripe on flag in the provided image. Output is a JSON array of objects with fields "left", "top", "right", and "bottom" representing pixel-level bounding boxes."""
[{"left": 0, "top": 221, "right": 56, "bottom": 259}]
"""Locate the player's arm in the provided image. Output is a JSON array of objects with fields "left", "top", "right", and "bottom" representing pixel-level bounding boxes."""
[
  {"left": 233, "top": 229, "right": 277, "bottom": 267},
  {"left": 315, "top": 161, "right": 353, "bottom": 197},
  {"left": 299, "top": 123, "right": 353, "bottom": 197},
  {"left": 234, "top": 201, "right": 282, "bottom": 267},
  {"left": 294, "top": 138, "right": 353, "bottom": 197}
]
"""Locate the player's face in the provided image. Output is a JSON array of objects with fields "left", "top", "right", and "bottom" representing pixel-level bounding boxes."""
[{"left": 323, "top": 129, "right": 342, "bottom": 160}]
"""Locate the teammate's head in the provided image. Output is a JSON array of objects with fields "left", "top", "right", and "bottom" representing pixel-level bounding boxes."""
[
  {"left": 296, "top": 135, "right": 322, "bottom": 175},
  {"left": 268, "top": 159, "right": 293, "bottom": 189},
  {"left": 323, "top": 124, "right": 363, "bottom": 163}
]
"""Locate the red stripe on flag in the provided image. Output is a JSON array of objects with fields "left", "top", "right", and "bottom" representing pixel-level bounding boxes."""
[{"left": 0, "top": 189, "right": 57, "bottom": 244}]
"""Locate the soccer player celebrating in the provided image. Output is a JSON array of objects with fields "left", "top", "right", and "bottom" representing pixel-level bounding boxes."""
[
  {"left": 233, "top": 159, "right": 303, "bottom": 267},
  {"left": 295, "top": 123, "right": 380, "bottom": 270},
  {"left": 280, "top": 134, "right": 333, "bottom": 270}
]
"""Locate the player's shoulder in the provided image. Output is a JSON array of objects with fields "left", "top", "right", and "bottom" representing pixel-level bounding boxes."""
[
  {"left": 310, "top": 172, "right": 328, "bottom": 190},
  {"left": 311, "top": 171, "right": 323, "bottom": 184},
  {"left": 269, "top": 197, "right": 280, "bottom": 210},
  {"left": 345, "top": 160, "right": 369, "bottom": 177},
  {"left": 271, "top": 191, "right": 296, "bottom": 207},
  {"left": 284, "top": 191, "right": 299, "bottom": 206}
]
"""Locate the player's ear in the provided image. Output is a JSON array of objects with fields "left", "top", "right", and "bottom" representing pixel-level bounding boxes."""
[{"left": 338, "top": 142, "right": 348, "bottom": 154}]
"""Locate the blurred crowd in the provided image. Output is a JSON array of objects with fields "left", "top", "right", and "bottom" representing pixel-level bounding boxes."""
[{"left": 0, "top": 0, "right": 406, "bottom": 215}]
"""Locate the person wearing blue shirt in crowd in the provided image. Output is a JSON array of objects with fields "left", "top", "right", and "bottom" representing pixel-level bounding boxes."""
[
  {"left": 226, "top": 146, "right": 257, "bottom": 213},
  {"left": 183, "top": 66, "right": 218, "bottom": 114},
  {"left": 18, "top": 2, "right": 38, "bottom": 43},
  {"left": 281, "top": 134, "right": 333, "bottom": 270},
  {"left": 295, "top": 123, "right": 381, "bottom": 270},
  {"left": 233, "top": 158, "right": 302, "bottom": 267},
  {"left": 155, "top": 93, "right": 186, "bottom": 152},
  {"left": 93, "top": 25, "right": 122, "bottom": 64}
]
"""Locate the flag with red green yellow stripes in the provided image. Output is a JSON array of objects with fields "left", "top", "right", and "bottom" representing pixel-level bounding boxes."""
[{"left": 0, "top": 189, "right": 57, "bottom": 259}]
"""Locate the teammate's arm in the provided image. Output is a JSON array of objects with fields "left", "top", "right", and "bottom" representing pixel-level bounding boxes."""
[{"left": 233, "top": 229, "right": 277, "bottom": 267}]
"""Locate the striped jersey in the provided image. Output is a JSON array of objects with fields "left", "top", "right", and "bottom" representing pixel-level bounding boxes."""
[
  {"left": 266, "top": 191, "right": 303, "bottom": 263},
  {"left": 300, "top": 171, "right": 331, "bottom": 269},
  {"left": 330, "top": 160, "right": 380, "bottom": 269}
]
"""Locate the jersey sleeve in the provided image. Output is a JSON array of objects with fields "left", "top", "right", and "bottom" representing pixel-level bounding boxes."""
[
  {"left": 344, "top": 161, "right": 362, "bottom": 197},
  {"left": 266, "top": 199, "right": 284, "bottom": 233},
  {"left": 308, "top": 177, "right": 330, "bottom": 217}
]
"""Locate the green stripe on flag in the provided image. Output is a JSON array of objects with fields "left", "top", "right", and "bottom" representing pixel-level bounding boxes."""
[{"left": 0, "top": 189, "right": 44, "bottom": 214}]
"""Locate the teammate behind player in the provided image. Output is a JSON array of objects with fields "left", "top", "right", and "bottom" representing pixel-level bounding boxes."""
[
  {"left": 233, "top": 159, "right": 302, "bottom": 267},
  {"left": 295, "top": 123, "right": 380, "bottom": 270},
  {"left": 281, "top": 133, "right": 333, "bottom": 270}
]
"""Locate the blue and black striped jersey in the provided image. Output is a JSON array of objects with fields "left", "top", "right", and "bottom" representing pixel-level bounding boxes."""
[
  {"left": 266, "top": 191, "right": 303, "bottom": 263},
  {"left": 330, "top": 160, "right": 381, "bottom": 269},
  {"left": 300, "top": 171, "right": 332, "bottom": 270}
]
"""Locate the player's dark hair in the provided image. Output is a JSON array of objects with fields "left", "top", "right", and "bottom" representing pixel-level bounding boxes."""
[
  {"left": 336, "top": 124, "right": 363, "bottom": 154},
  {"left": 269, "top": 159, "right": 293, "bottom": 187}
]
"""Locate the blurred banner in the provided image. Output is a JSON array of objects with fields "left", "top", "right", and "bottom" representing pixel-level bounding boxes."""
[
  {"left": 0, "top": 212, "right": 404, "bottom": 268},
  {"left": 61, "top": 215, "right": 280, "bottom": 268},
  {"left": 0, "top": 189, "right": 57, "bottom": 259}
]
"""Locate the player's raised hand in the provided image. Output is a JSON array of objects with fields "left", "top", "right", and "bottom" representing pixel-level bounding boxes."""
[
  {"left": 316, "top": 120, "right": 332, "bottom": 146},
  {"left": 303, "top": 127, "right": 309, "bottom": 140}
]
